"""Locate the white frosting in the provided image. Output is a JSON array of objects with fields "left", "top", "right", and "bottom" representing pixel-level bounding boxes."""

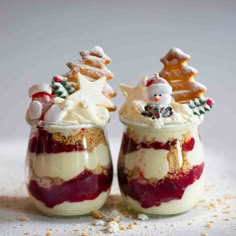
[{"left": 44, "top": 104, "right": 67, "bottom": 123}]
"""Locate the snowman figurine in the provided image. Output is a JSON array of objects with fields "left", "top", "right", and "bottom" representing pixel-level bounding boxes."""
[
  {"left": 142, "top": 75, "right": 173, "bottom": 119},
  {"left": 27, "top": 83, "right": 52, "bottom": 120}
]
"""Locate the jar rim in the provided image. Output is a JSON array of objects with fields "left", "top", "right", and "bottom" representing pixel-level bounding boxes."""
[
  {"left": 27, "top": 119, "right": 101, "bottom": 129},
  {"left": 119, "top": 116, "right": 200, "bottom": 131}
]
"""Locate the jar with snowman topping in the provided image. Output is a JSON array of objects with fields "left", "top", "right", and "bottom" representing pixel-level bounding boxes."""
[
  {"left": 25, "top": 46, "right": 116, "bottom": 216},
  {"left": 118, "top": 48, "right": 214, "bottom": 215}
]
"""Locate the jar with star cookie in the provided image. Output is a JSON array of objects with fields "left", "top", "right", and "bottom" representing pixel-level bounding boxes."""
[
  {"left": 25, "top": 46, "right": 116, "bottom": 216},
  {"left": 118, "top": 48, "right": 214, "bottom": 215}
]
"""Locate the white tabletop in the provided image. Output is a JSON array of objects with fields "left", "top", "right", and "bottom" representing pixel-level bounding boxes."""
[{"left": 0, "top": 138, "right": 235, "bottom": 236}]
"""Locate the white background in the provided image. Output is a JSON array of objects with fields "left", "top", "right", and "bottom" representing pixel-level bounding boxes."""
[
  {"left": 0, "top": 0, "right": 236, "bottom": 152},
  {"left": 0, "top": 1, "right": 236, "bottom": 235}
]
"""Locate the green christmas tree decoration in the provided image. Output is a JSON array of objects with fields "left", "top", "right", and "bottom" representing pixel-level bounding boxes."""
[
  {"left": 189, "top": 97, "right": 214, "bottom": 116},
  {"left": 51, "top": 76, "right": 75, "bottom": 98}
]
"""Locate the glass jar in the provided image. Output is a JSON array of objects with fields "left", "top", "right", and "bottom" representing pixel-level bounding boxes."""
[
  {"left": 118, "top": 122, "right": 204, "bottom": 215},
  {"left": 25, "top": 121, "right": 113, "bottom": 216}
]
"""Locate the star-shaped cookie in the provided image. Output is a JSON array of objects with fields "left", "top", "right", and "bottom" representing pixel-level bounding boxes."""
[
  {"left": 68, "top": 73, "right": 115, "bottom": 110},
  {"left": 119, "top": 76, "right": 148, "bottom": 114}
]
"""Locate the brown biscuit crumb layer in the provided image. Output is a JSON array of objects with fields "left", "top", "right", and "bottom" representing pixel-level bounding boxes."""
[{"left": 52, "top": 127, "right": 106, "bottom": 152}]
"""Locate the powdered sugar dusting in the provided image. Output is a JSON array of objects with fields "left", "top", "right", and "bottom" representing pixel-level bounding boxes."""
[
  {"left": 80, "top": 46, "right": 111, "bottom": 63},
  {"left": 184, "top": 65, "right": 198, "bottom": 74},
  {"left": 79, "top": 64, "right": 113, "bottom": 79},
  {"left": 167, "top": 48, "right": 190, "bottom": 60}
]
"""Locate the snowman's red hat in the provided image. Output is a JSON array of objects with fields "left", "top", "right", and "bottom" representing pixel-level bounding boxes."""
[
  {"left": 29, "top": 83, "right": 52, "bottom": 97},
  {"left": 146, "top": 76, "right": 172, "bottom": 94}
]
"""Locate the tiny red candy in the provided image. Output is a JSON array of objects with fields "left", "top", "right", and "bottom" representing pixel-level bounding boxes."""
[
  {"left": 54, "top": 76, "right": 62, "bottom": 82},
  {"left": 206, "top": 98, "right": 214, "bottom": 106}
]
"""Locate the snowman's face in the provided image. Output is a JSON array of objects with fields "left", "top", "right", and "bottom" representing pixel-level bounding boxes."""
[{"left": 147, "top": 85, "right": 172, "bottom": 107}]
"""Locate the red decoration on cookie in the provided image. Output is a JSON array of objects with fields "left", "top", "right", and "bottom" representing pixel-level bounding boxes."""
[{"left": 206, "top": 98, "right": 214, "bottom": 106}]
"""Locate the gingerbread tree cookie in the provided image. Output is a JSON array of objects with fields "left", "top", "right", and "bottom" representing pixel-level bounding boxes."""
[
  {"left": 64, "top": 46, "right": 116, "bottom": 106},
  {"left": 159, "top": 48, "right": 207, "bottom": 103}
]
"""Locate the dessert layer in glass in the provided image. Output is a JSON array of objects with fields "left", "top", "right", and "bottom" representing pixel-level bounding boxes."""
[
  {"left": 118, "top": 123, "right": 204, "bottom": 215},
  {"left": 26, "top": 123, "right": 113, "bottom": 216}
]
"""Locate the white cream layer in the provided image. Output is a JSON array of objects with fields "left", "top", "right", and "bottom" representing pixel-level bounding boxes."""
[
  {"left": 126, "top": 123, "right": 195, "bottom": 143},
  {"left": 29, "top": 191, "right": 109, "bottom": 216},
  {"left": 124, "top": 128, "right": 204, "bottom": 180},
  {"left": 28, "top": 143, "right": 111, "bottom": 180},
  {"left": 125, "top": 149, "right": 169, "bottom": 180},
  {"left": 123, "top": 173, "right": 205, "bottom": 215}
]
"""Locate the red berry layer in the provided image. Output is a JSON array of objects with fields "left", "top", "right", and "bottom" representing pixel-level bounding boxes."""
[
  {"left": 118, "top": 162, "right": 204, "bottom": 208},
  {"left": 122, "top": 133, "right": 195, "bottom": 154},
  {"left": 28, "top": 166, "right": 113, "bottom": 208}
]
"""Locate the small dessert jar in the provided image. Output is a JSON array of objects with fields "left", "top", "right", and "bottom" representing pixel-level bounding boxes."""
[
  {"left": 25, "top": 121, "right": 113, "bottom": 216},
  {"left": 118, "top": 121, "right": 204, "bottom": 215}
]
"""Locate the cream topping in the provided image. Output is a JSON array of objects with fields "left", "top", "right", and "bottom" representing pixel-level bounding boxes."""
[
  {"left": 26, "top": 46, "right": 115, "bottom": 127},
  {"left": 119, "top": 76, "right": 200, "bottom": 129}
]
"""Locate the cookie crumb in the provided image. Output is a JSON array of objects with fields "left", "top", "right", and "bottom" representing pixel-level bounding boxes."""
[
  {"left": 127, "top": 223, "right": 135, "bottom": 229},
  {"left": 200, "top": 232, "right": 208, "bottom": 236},
  {"left": 91, "top": 210, "right": 104, "bottom": 219},
  {"left": 133, "top": 221, "right": 140, "bottom": 225},
  {"left": 119, "top": 225, "right": 126, "bottom": 230},
  {"left": 207, "top": 202, "right": 217, "bottom": 210},
  {"left": 110, "top": 216, "right": 120, "bottom": 223},
  {"left": 223, "top": 210, "right": 231, "bottom": 214},
  {"left": 17, "top": 217, "right": 29, "bottom": 222},
  {"left": 224, "top": 194, "right": 233, "bottom": 200},
  {"left": 205, "top": 222, "right": 212, "bottom": 229},
  {"left": 81, "top": 232, "right": 88, "bottom": 236}
]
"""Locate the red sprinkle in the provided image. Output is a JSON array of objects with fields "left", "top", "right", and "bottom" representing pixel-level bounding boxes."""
[
  {"left": 206, "top": 98, "right": 214, "bottom": 106},
  {"left": 54, "top": 76, "right": 62, "bottom": 82}
]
